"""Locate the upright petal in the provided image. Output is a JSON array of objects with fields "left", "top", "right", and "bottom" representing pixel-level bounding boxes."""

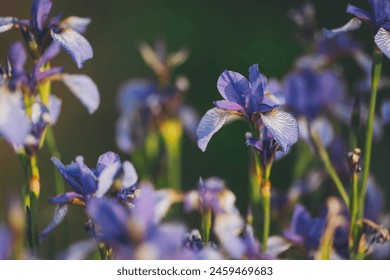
[
  {"left": 374, "top": 27, "right": 390, "bottom": 59},
  {"left": 0, "top": 17, "right": 15, "bottom": 33},
  {"left": 75, "top": 156, "right": 97, "bottom": 195},
  {"left": 196, "top": 108, "right": 231, "bottom": 152},
  {"left": 122, "top": 161, "right": 138, "bottom": 188},
  {"left": 248, "top": 64, "right": 267, "bottom": 110},
  {"left": 217, "top": 70, "right": 249, "bottom": 105},
  {"left": 31, "top": 0, "right": 52, "bottom": 31},
  {"left": 346, "top": 4, "right": 373, "bottom": 23},
  {"left": 9, "top": 42, "right": 27, "bottom": 76},
  {"left": 51, "top": 157, "right": 84, "bottom": 194},
  {"left": 61, "top": 74, "right": 100, "bottom": 114},
  {"left": 51, "top": 28, "right": 93, "bottom": 68},
  {"left": 59, "top": 17, "right": 91, "bottom": 34},
  {"left": 368, "top": 0, "right": 390, "bottom": 29},
  {"left": 261, "top": 109, "right": 299, "bottom": 153},
  {"left": 96, "top": 152, "right": 121, "bottom": 175},
  {"left": 323, "top": 18, "right": 362, "bottom": 38},
  {"left": 96, "top": 162, "right": 121, "bottom": 198}
]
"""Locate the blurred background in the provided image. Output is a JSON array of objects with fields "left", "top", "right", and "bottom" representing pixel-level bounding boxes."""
[{"left": 1, "top": 0, "right": 390, "bottom": 256}]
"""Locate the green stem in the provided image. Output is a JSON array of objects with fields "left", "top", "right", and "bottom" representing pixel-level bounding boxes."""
[
  {"left": 201, "top": 209, "right": 212, "bottom": 243},
  {"left": 27, "top": 154, "right": 41, "bottom": 252},
  {"left": 349, "top": 172, "right": 359, "bottom": 257},
  {"left": 249, "top": 149, "right": 262, "bottom": 242},
  {"left": 311, "top": 132, "right": 350, "bottom": 208},
  {"left": 261, "top": 178, "right": 271, "bottom": 252},
  {"left": 358, "top": 47, "right": 383, "bottom": 220},
  {"left": 45, "top": 127, "right": 65, "bottom": 195}
]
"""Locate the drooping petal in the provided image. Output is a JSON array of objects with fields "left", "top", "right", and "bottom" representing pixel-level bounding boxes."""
[
  {"left": 196, "top": 108, "right": 231, "bottom": 152},
  {"left": 381, "top": 99, "right": 390, "bottom": 124},
  {"left": 346, "top": 4, "right": 373, "bottom": 23},
  {"left": 38, "top": 204, "right": 68, "bottom": 242},
  {"left": 31, "top": 0, "right": 52, "bottom": 31},
  {"left": 323, "top": 18, "right": 362, "bottom": 38},
  {"left": 261, "top": 109, "right": 299, "bottom": 153},
  {"left": 122, "top": 161, "right": 138, "bottom": 188},
  {"left": 0, "top": 17, "right": 15, "bottom": 33},
  {"left": 0, "top": 89, "right": 30, "bottom": 146},
  {"left": 374, "top": 27, "right": 390, "bottom": 59},
  {"left": 59, "top": 17, "right": 91, "bottom": 34},
  {"left": 96, "top": 162, "right": 121, "bottom": 198},
  {"left": 51, "top": 28, "right": 93, "bottom": 69},
  {"left": 217, "top": 70, "right": 250, "bottom": 105},
  {"left": 61, "top": 74, "right": 100, "bottom": 114},
  {"left": 96, "top": 151, "right": 121, "bottom": 175},
  {"left": 266, "top": 236, "right": 291, "bottom": 258}
]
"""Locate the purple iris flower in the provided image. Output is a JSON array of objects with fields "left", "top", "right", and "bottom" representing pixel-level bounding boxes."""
[
  {"left": 0, "top": 0, "right": 93, "bottom": 68},
  {"left": 325, "top": 0, "right": 390, "bottom": 59},
  {"left": 39, "top": 152, "right": 138, "bottom": 242},
  {"left": 87, "top": 184, "right": 191, "bottom": 259},
  {"left": 197, "top": 64, "right": 298, "bottom": 153}
]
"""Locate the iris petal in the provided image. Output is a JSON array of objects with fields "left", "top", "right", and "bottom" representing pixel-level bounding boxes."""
[
  {"left": 96, "top": 162, "right": 121, "bottom": 198},
  {"left": 346, "top": 4, "right": 373, "bottom": 23},
  {"left": 381, "top": 99, "right": 390, "bottom": 124},
  {"left": 374, "top": 27, "right": 390, "bottom": 60},
  {"left": 122, "top": 161, "right": 138, "bottom": 188},
  {"left": 38, "top": 204, "right": 68, "bottom": 242},
  {"left": 196, "top": 108, "right": 231, "bottom": 152},
  {"left": 51, "top": 28, "right": 93, "bottom": 69},
  {"left": 323, "top": 18, "right": 362, "bottom": 38},
  {"left": 261, "top": 109, "right": 299, "bottom": 153},
  {"left": 31, "top": 0, "right": 52, "bottom": 31},
  {"left": 61, "top": 74, "right": 100, "bottom": 114},
  {"left": 0, "top": 17, "right": 15, "bottom": 33},
  {"left": 59, "top": 16, "right": 91, "bottom": 34},
  {"left": 217, "top": 70, "right": 249, "bottom": 105}
]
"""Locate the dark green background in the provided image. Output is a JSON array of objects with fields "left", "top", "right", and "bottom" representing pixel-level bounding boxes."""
[{"left": 1, "top": 0, "right": 389, "bottom": 255}]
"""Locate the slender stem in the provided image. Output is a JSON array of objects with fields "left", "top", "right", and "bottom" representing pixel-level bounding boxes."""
[
  {"left": 45, "top": 127, "right": 65, "bottom": 195},
  {"left": 261, "top": 178, "right": 271, "bottom": 252},
  {"left": 358, "top": 47, "right": 383, "bottom": 220},
  {"left": 311, "top": 132, "right": 350, "bottom": 208},
  {"left": 349, "top": 172, "right": 359, "bottom": 257},
  {"left": 27, "top": 154, "right": 41, "bottom": 252},
  {"left": 201, "top": 209, "right": 212, "bottom": 243},
  {"left": 160, "top": 119, "right": 183, "bottom": 191},
  {"left": 249, "top": 149, "right": 262, "bottom": 242}
]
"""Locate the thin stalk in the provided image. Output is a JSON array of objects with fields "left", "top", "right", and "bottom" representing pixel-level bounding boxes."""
[
  {"left": 250, "top": 149, "right": 262, "bottom": 242},
  {"left": 261, "top": 178, "right": 271, "bottom": 252},
  {"left": 311, "top": 132, "right": 350, "bottom": 208},
  {"left": 201, "top": 209, "right": 212, "bottom": 243},
  {"left": 27, "top": 154, "right": 40, "bottom": 252},
  {"left": 358, "top": 47, "right": 383, "bottom": 220},
  {"left": 349, "top": 172, "right": 359, "bottom": 257}
]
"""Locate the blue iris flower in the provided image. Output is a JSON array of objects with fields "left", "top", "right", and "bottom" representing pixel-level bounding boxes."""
[
  {"left": 0, "top": 0, "right": 93, "bottom": 68},
  {"left": 325, "top": 0, "right": 390, "bottom": 59},
  {"left": 197, "top": 64, "right": 298, "bottom": 153}
]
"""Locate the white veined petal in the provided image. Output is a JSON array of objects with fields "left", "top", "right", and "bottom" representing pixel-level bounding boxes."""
[
  {"left": 261, "top": 109, "right": 299, "bottom": 153},
  {"left": 196, "top": 107, "right": 231, "bottom": 152},
  {"left": 122, "top": 161, "right": 138, "bottom": 188},
  {"left": 0, "top": 17, "right": 15, "bottom": 33},
  {"left": 96, "top": 162, "right": 121, "bottom": 198},
  {"left": 375, "top": 27, "right": 390, "bottom": 60},
  {"left": 323, "top": 18, "right": 362, "bottom": 38}
]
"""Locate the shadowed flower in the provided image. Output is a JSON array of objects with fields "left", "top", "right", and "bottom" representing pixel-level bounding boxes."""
[
  {"left": 0, "top": 0, "right": 93, "bottom": 68},
  {"left": 324, "top": 0, "right": 390, "bottom": 59},
  {"left": 197, "top": 64, "right": 298, "bottom": 153}
]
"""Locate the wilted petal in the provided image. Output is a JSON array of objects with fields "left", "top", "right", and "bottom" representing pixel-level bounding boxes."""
[
  {"left": 31, "top": 0, "right": 52, "bottom": 31},
  {"left": 38, "top": 204, "right": 68, "bottom": 242},
  {"left": 196, "top": 108, "right": 231, "bottom": 152},
  {"left": 346, "top": 4, "right": 373, "bottom": 23},
  {"left": 96, "top": 162, "right": 121, "bottom": 198},
  {"left": 323, "top": 18, "right": 362, "bottom": 38},
  {"left": 61, "top": 74, "right": 99, "bottom": 114},
  {"left": 51, "top": 28, "right": 93, "bottom": 68},
  {"left": 374, "top": 28, "right": 390, "bottom": 59},
  {"left": 96, "top": 151, "right": 121, "bottom": 174},
  {"left": 0, "top": 17, "right": 15, "bottom": 33},
  {"left": 0, "top": 89, "right": 30, "bottom": 146},
  {"left": 122, "top": 161, "right": 138, "bottom": 188},
  {"left": 261, "top": 109, "right": 299, "bottom": 153},
  {"left": 59, "top": 16, "right": 91, "bottom": 34},
  {"left": 381, "top": 99, "right": 390, "bottom": 124},
  {"left": 217, "top": 70, "right": 249, "bottom": 105}
]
